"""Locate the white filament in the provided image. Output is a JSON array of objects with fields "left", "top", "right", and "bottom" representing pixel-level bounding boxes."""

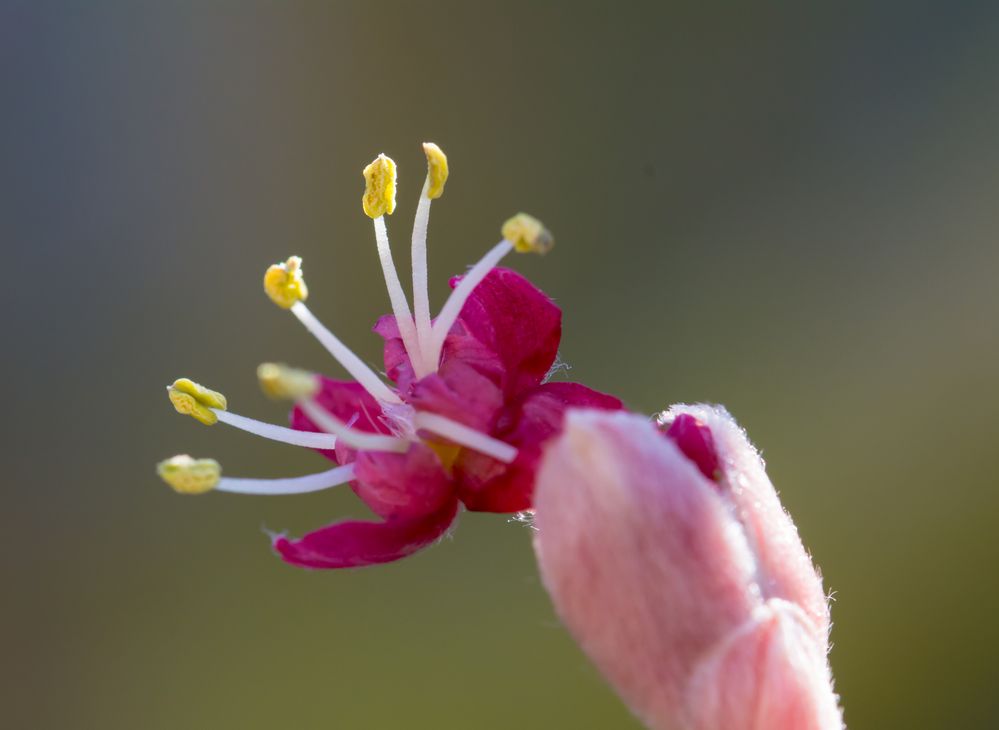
[
  {"left": 289, "top": 301, "right": 402, "bottom": 405},
  {"left": 410, "top": 180, "right": 434, "bottom": 377},
  {"left": 213, "top": 409, "right": 337, "bottom": 450},
  {"left": 413, "top": 411, "right": 518, "bottom": 463},
  {"left": 426, "top": 239, "right": 513, "bottom": 369},
  {"left": 373, "top": 215, "right": 423, "bottom": 370},
  {"left": 299, "top": 399, "right": 409, "bottom": 453},
  {"left": 217, "top": 464, "right": 355, "bottom": 495}
]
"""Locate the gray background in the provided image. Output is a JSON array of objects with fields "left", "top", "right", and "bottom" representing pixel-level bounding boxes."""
[{"left": 3, "top": 2, "right": 998, "bottom": 728}]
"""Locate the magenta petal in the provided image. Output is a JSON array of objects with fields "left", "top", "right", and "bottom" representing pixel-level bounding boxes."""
[
  {"left": 273, "top": 499, "right": 460, "bottom": 569},
  {"left": 456, "top": 382, "right": 624, "bottom": 513},
  {"left": 408, "top": 359, "right": 504, "bottom": 432},
  {"left": 352, "top": 443, "right": 455, "bottom": 520},
  {"left": 373, "top": 315, "right": 416, "bottom": 392},
  {"left": 290, "top": 376, "right": 388, "bottom": 463},
  {"left": 447, "top": 267, "right": 561, "bottom": 396},
  {"left": 439, "top": 323, "right": 506, "bottom": 385},
  {"left": 665, "top": 413, "right": 721, "bottom": 482}
]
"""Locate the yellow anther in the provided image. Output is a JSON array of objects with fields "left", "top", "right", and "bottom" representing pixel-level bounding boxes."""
[
  {"left": 422, "top": 142, "right": 449, "bottom": 200},
  {"left": 501, "top": 213, "right": 554, "bottom": 254},
  {"left": 168, "top": 378, "right": 228, "bottom": 426},
  {"left": 257, "top": 362, "right": 319, "bottom": 401},
  {"left": 264, "top": 256, "right": 308, "bottom": 309},
  {"left": 362, "top": 153, "right": 397, "bottom": 218},
  {"left": 157, "top": 455, "right": 221, "bottom": 494}
]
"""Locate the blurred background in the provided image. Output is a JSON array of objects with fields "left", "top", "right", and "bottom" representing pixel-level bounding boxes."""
[{"left": 2, "top": 2, "right": 998, "bottom": 728}]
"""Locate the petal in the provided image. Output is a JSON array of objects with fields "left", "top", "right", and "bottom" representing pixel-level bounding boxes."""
[
  {"left": 273, "top": 498, "right": 460, "bottom": 570},
  {"left": 289, "top": 376, "right": 389, "bottom": 464},
  {"left": 446, "top": 267, "right": 561, "bottom": 396},
  {"left": 407, "top": 359, "right": 504, "bottom": 432},
  {"left": 373, "top": 315, "right": 416, "bottom": 391},
  {"left": 687, "top": 600, "right": 843, "bottom": 730},
  {"left": 665, "top": 413, "right": 721, "bottom": 482},
  {"left": 352, "top": 443, "right": 455, "bottom": 520},
  {"left": 456, "top": 382, "right": 624, "bottom": 513}
]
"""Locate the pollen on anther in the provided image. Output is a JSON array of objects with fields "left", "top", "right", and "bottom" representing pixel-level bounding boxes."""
[
  {"left": 264, "top": 256, "right": 308, "bottom": 309},
  {"left": 423, "top": 143, "right": 449, "bottom": 200},
  {"left": 362, "top": 153, "right": 397, "bottom": 218},
  {"left": 502, "top": 213, "right": 554, "bottom": 255},
  {"left": 157, "top": 454, "right": 221, "bottom": 494},
  {"left": 168, "top": 378, "right": 228, "bottom": 426}
]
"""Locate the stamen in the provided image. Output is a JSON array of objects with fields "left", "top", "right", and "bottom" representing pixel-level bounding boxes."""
[
  {"left": 411, "top": 143, "right": 449, "bottom": 377},
  {"left": 257, "top": 363, "right": 319, "bottom": 400},
  {"left": 264, "top": 256, "right": 309, "bottom": 309},
  {"left": 217, "top": 464, "right": 355, "bottom": 495},
  {"left": 157, "top": 455, "right": 222, "bottom": 494},
  {"left": 288, "top": 301, "right": 402, "bottom": 405},
  {"left": 361, "top": 153, "right": 424, "bottom": 371},
  {"left": 299, "top": 399, "right": 410, "bottom": 453},
  {"left": 426, "top": 239, "right": 513, "bottom": 367},
  {"left": 157, "top": 456, "right": 355, "bottom": 496},
  {"left": 213, "top": 409, "right": 336, "bottom": 450},
  {"left": 168, "top": 378, "right": 228, "bottom": 426},
  {"left": 426, "top": 214, "right": 554, "bottom": 370},
  {"left": 413, "top": 412, "right": 518, "bottom": 463},
  {"left": 374, "top": 215, "right": 423, "bottom": 368}
]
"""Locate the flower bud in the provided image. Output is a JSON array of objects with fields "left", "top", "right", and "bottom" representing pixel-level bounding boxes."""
[{"left": 532, "top": 406, "right": 843, "bottom": 730}]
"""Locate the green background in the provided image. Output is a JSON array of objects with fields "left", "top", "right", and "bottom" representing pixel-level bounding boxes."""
[{"left": 4, "top": 2, "right": 998, "bottom": 728}]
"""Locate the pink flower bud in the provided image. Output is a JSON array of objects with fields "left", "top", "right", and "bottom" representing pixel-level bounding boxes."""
[{"left": 532, "top": 406, "right": 844, "bottom": 730}]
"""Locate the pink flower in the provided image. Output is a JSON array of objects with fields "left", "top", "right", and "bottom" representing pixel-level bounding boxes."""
[
  {"left": 280, "top": 266, "right": 621, "bottom": 568},
  {"left": 532, "top": 406, "right": 844, "bottom": 730},
  {"left": 157, "top": 144, "right": 621, "bottom": 569}
]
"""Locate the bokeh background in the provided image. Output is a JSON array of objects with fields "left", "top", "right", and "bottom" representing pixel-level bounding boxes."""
[{"left": 3, "top": 2, "right": 998, "bottom": 728}]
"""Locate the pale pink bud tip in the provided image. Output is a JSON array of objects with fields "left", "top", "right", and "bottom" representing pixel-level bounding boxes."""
[{"left": 532, "top": 406, "right": 844, "bottom": 730}]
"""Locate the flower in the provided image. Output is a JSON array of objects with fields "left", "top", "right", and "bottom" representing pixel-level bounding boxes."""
[
  {"left": 532, "top": 406, "right": 843, "bottom": 730},
  {"left": 158, "top": 143, "right": 622, "bottom": 569}
]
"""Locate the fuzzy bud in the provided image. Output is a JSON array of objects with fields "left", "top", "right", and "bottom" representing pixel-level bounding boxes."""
[{"left": 532, "top": 406, "right": 844, "bottom": 730}]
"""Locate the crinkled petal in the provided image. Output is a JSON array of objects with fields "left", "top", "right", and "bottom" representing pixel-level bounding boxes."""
[
  {"left": 375, "top": 313, "right": 507, "bottom": 403},
  {"left": 352, "top": 443, "right": 455, "bottom": 520},
  {"left": 290, "top": 376, "right": 389, "bottom": 464},
  {"left": 456, "top": 382, "right": 623, "bottom": 512},
  {"left": 376, "top": 269, "right": 561, "bottom": 400},
  {"left": 446, "top": 267, "right": 561, "bottom": 396},
  {"left": 407, "top": 359, "right": 504, "bottom": 432},
  {"left": 273, "top": 498, "right": 460, "bottom": 570},
  {"left": 373, "top": 315, "right": 416, "bottom": 392}
]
